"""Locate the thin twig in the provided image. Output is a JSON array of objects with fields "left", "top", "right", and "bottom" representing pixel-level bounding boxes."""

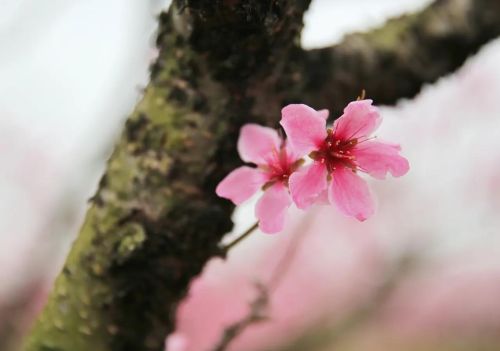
[
  {"left": 210, "top": 283, "right": 269, "bottom": 351},
  {"left": 220, "top": 222, "right": 259, "bottom": 254},
  {"left": 209, "top": 213, "right": 316, "bottom": 351}
]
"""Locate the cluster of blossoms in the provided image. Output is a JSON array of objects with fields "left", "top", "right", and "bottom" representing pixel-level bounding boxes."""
[{"left": 216, "top": 100, "right": 409, "bottom": 234}]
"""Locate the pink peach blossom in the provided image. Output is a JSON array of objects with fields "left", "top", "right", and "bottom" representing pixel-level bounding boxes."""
[
  {"left": 216, "top": 124, "right": 302, "bottom": 233},
  {"left": 280, "top": 100, "right": 409, "bottom": 221}
]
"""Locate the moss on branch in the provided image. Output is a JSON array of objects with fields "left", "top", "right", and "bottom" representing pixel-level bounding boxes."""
[
  {"left": 23, "top": 0, "right": 500, "bottom": 350},
  {"left": 288, "top": 0, "right": 500, "bottom": 115},
  {"left": 23, "top": 1, "right": 310, "bottom": 351}
]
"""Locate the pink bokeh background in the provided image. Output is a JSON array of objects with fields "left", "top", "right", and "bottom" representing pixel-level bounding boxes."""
[{"left": 1, "top": 1, "right": 500, "bottom": 350}]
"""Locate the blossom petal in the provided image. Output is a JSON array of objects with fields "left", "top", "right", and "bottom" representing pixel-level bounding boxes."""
[
  {"left": 216, "top": 166, "right": 267, "bottom": 205},
  {"left": 237, "top": 124, "right": 281, "bottom": 164},
  {"left": 353, "top": 140, "right": 410, "bottom": 179},
  {"left": 255, "top": 183, "right": 292, "bottom": 234},
  {"left": 284, "top": 141, "right": 301, "bottom": 164},
  {"left": 289, "top": 162, "right": 328, "bottom": 209},
  {"left": 315, "top": 189, "right": 330, "bottom": 205},
  {"left": 280, "top": 104, "right": 327, "bottom": 156},
  {"left": 318, "top": 109, "right": 330, "bottom": 119},
  {"left": 329, "top": 167, "right": 375, "bottom": 221},
  {"left": 333, "top": 100, "right": 381, "bottom": 140}
]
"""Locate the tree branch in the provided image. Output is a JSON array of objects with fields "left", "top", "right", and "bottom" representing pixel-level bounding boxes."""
[
  {"left": 23, "top": 1, "right": 311, "bottom": 351},
  {"left": 210, "top": 283, "right": 269, "bottom": 351},
  {"left": 210, "top": 212, "right": 314, "bottom": 351},
  {"left": 23, "top": 1, "right": 500, "bottom": 350},
  {"left": 286, "top": 0, "right": 500, "bottom": 115}
]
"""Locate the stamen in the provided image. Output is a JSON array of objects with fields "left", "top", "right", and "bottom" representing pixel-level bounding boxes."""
[
  {"left": 331, "top": 151, "right": 354, "bottom": 160},
  {"left": 356, "top": 136, "right": 377, "bottom": 145},
  {"left": 345, "top": 123, "right": 370, "bottom": 142}
]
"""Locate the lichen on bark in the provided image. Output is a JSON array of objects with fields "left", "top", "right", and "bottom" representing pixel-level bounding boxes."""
[
  {"left": 288, "top": 0, "right": 500, "bottom": 116},
  {"left": 23, "top": 1, "right": 311, "bottom": 350},
  {"left": 22, "top": 0, "right": 500, "bottom": 350}
]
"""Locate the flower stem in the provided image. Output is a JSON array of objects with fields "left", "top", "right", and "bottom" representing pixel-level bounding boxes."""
[{"left": 221, "top": 222, "right": 259, "bottom": 254}]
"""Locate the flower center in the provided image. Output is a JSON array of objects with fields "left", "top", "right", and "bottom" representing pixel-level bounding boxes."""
[
  {"left": 309, "top": 129, "right": 357, "bottom": 173},
  {"left": 262, "top": 147, "right": 304, "bottom": 189}
]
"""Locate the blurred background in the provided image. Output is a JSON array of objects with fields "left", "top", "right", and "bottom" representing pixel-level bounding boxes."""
[{"left": 1, "top": 0, "right": 500, "bottom": 350}]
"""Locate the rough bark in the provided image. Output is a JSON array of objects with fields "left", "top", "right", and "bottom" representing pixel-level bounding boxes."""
[
  {"left": 23, "top": 1, "right": 311, "bottom": 351},
  {"left": 287, "top": 0, "right": 500, "bottom": 115},
  {"left": 23, "top": 0, "right": 500, "bottom": 350}
]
